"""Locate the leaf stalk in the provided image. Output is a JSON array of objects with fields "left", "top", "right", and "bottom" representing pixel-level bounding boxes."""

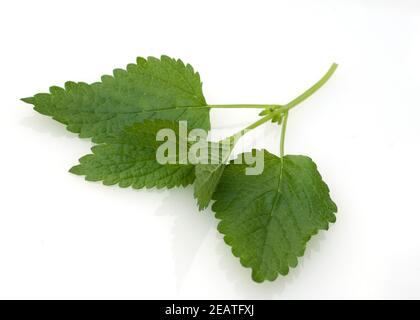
[
  {"left": 215, "top": 63, "right": 338, "bottom": 156},
  {"left": 280, "top": 111, "right": 289, "bottom": 158}
]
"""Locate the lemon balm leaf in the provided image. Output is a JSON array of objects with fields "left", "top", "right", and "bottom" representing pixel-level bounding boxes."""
[
  {"left": 195, "top": 163, "right": 227, "bottom": 210},
  {"left": 22, "top": 56, "right": 210, "bottom": 143},
  {"left": 212, "top": 150, "right": 337, "bottom": 282},
  {"left": 70, "top": 120, "right": 195, "bottom": 189},
  {"left": 194, "top": 141, "right": 232, "bottom": 210}
]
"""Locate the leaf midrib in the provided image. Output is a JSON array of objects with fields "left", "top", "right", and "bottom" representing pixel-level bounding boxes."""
[{"left": 259, "top": 158, "right": 286, "bottom": 273}]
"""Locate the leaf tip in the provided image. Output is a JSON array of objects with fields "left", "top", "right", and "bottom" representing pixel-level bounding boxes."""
[
  {"left": 197, "top": 202, "right": 207, "bottom": 211},
  {"left": 21, "top": 97, "right": 34, "bottom": 104},
  {"left": 69, "top": 165, "right": 83, "bottom": 175}
]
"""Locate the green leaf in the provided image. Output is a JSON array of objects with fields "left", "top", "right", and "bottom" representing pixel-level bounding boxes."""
[
  {"left": 194, "top": 141, "right": 232, "bottom": 210},
  {"left": 271, "top": 112, "right": 283, "bottom": 124},
  {"left": 212, "top": 150, "right": 337, "bottom": 282},
  {"left": 258, "top": 107, "right": 274, "bottom": 116},
  {"left": 22, "top": 56, "right": 209, "bottom": 143},
  {"left": 70, "top": 120, "right": 194, "bottom": 189}
]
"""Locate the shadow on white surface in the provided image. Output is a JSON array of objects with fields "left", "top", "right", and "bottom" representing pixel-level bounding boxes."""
[
  {"left": 20, "top": 113, "right": 71, "bottom": 138},
  {"left": 154, "top": 183, "right": 330, "bottom": 298},
  {"left": 154, "top": 187, "right": 213, "bottom": 291},
  {"left": 215, "top": 230, "right": 327, "bottom": 299}
]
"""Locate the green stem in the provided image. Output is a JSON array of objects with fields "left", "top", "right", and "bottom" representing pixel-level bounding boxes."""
[
  {"left": 283, "top": 63, "right": 338, "bottom": 111},
  {"left": 206, "top": 104, "right": 282, "bottom": 109},
  {"left": 280, "top": 111, "right": 289, "bottom": 157},
  {"left": 224, "top": 111, "right": 281, "bottom": 145},
  {"left": 214, "top": 62, "right": 337, "bottom": 154},
  {"left": 207, "top": 63, "right": 337, "bottom": 112}
]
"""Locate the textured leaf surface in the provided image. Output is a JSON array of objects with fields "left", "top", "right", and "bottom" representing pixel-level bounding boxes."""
[
  {"left": 23, "top": 56, "right": 209, "bottom": 143},
  {"left": 194, "top": 141, "right": 232, "bottom": 210},
  {"left": 212, "top": 150, "right": 337, "bottom": 282},
  {"left": 70, "top": 120, "right": 194, "bottom": 189}
]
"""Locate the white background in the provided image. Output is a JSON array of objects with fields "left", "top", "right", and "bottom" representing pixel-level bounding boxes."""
[{"left": 0, "top": 0, "right": 419, "bottom": 299}]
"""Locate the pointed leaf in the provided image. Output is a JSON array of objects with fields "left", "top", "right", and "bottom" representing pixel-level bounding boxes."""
[
  {"left": 23, "top": 56, "right": 209, "bottom": 143},
  {"left": 194, "top": 141, "right": 232, "bottom": 210},
  {"left": 70, "top": 120, "right": 194, "bottom": 189}
]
